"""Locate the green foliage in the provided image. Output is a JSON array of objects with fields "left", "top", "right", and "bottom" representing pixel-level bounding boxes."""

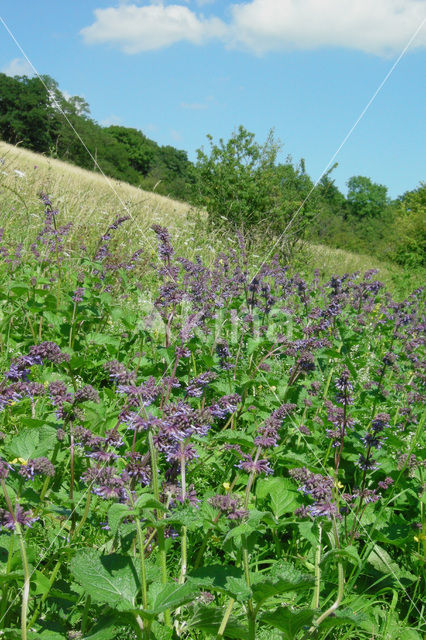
[
  {"left": 391, "top": 182, "right": 426, "bottom": 267},
  {"left": 194, "top": 125, "right": 282, "bottom": 229},
  {"left": 0, "top": 72, "right": 194, "bottom": 201},
  {"left": 346, "top": 175, "right": 389, "bottom": 219}
]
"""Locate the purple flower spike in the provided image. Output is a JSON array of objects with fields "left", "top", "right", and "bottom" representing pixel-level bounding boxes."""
[{"left": 0, "top": 505, "right": 38, "bottom": 530}]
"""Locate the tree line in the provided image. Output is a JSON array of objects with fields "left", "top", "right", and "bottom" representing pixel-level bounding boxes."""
[
  {"left": 0, "top": 73, "right": 424, "bottom": 267},
  {"left": 0, "top": 73, "right": 195, "bottom": 200}
]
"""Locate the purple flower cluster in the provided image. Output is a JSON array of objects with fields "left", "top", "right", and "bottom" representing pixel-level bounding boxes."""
[
  {"left": 208, "top": 394, "right": 241, "bottom": 419},
  {"left": 18, "top": 457, "right": 55, "bottom": 480},
  {"left": 104, "top": 360, "right": 136, "bottom": 385},
  {"left": 209, "top": 493, "right": 248, "bottom": 520},
  {"left": 0, "top": 504, "right": 37, "bottom": 530},
  {"left": 254, "top": 403, "right": 297, "bottom": 449},
  {"left": 290, "top": 467, "right": 338, "bottom": 519},
  {"left": 185, "top": 371, "right": 216, "bottom": 398},
  {"left": 117, "top": 377, "right": 160, "bottom": 408}
]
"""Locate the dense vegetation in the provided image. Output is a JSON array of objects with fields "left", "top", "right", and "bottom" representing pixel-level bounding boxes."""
[
  {"left": 0, "top": 74, "right": 195, "bottom": 201},
  {"left": 0, "top": 73, "right": 424, "bottom": 270},
  {"left": 0, "top": 191, "right": 424, "bottom": 639}
]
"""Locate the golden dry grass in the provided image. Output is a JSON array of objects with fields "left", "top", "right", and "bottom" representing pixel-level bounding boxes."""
[
  {"left": 0, "top": 140, "right": 193, "bottom": 252},
  {"left": 0, "top": 140, "right": 421, "bottom": 295}
]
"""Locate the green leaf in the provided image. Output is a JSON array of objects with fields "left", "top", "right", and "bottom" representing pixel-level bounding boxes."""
[
  {"left": 318, "top": 607, "right": 367, "bottom": 631},
  {"left": 260, "top": 607, "right": 315, "bottom": 639},
  {"left": 136, "top": 494, "right": 166, "bottom": 512},
  {"left": 187, "top": 605, "right": 249, "bottom": 639},
  {"left": 70, "top": 550, "right": 140, "bottom": 610},
  {"left": 250, "top": 564, "right": 314, "bottom": 605},
  {"left": 320, "top": 546, "right": 361, "bottom": 570},
  {"left": 149, "top": 621, "right": 174, "bottom": 640},
  {"left": 84, "top": 615, "right": 127, "bottom": 640},
  {"left": 108, "top": 503, "right": 135, "bottom": 537},
  {"left": 140, "top": 581, "right": 199, "bottom": 618},
  {"left": 367, "top": 545, "right": 416, "bottom": 583},
  {"left": 256, "top": 477, "right": 300, "bottom": 518},
  {"left": 188, "top": 565, "right": 250, "bottom": 600},
  {"left": 373, "top": 516, "right": 413, "bottom": 547}
]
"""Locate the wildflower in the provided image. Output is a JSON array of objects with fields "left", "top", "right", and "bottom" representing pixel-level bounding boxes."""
[
  {"left": 104, "top": 360, "right": 136, "bottom": 385},
  {"left": 29, "top": 342, "right": 70, "bottom": 364},
  {"left": 185, "top": 371, "right": 216, "bottom": 397},
  {"left": 72, "top": 287, "right": 85, "bottom": 303},
  {"left": 0, "top": 505, "right": 37, "bottom": 530},
  {"left": 18, "top": 457, "right": 55, "bottom": 480},
  {"left": 74, "top": 385, "right": 100, "bottom": 404},
  {"left": 237, "top": 454, "right": 273, "bottom": 476},
  {"left": 209, "top": 493, "right": 248, "bottom": 520}
]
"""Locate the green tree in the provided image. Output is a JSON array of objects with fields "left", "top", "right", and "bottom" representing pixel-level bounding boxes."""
[
  {"left": 392, "top": 182, "right": 426, "bottom": 267},
  {"left": 346, "top": 175, "right": 389, "bottom": 219},
  {"left": 105, "top": 126, "right": 154, "bottom": 175},
  {"left": 0, "top": 73, "right": 57, "bottom": 152},
  {"left": 194, "top": 126, "right": 283, "bottom": 229}
]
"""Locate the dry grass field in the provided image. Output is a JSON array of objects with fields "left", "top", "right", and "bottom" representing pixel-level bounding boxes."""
[{"left": 0, "top": 140, "right": 421, "bottom": 295}]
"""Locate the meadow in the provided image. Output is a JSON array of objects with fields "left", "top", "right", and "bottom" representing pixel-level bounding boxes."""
[{"left": 0, "top": 142, "right": 424, "bottom": 640}]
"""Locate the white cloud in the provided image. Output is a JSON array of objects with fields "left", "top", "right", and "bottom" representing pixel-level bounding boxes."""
[
  {"left": 101, "top": 114, "right": 123, "bottom": 126},
  {"left": 81, "top": 3, "right": 227, "bottom": 53},
  {"left": 229, "top": 0, "right": 426, "bottom": 56},
  {"left": 1, "top": 57, "right": 34, "bottom": 77},
  {"left": 81, "top": 0, "right": 426, "bottom": 56},
  {"left": 170, "top": 128, "right": 183, "bottom": 142}
]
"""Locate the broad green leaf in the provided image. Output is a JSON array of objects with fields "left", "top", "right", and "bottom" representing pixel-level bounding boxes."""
[
  {"left": 136, "top": 494, "right": 166, "bottom": 511},
  {"left": 149, "top": 621, "right": 174, "bottom": 640},
  {"left": 70, "top": 550, "right": 140, "bottom": 610},
  {"left": 256, "top": 477, "right": 300, "bottom": 518},
  {"left": 84, "top": 615, "right": 128, "bottom": 640},
  {"left": 107, "top": 503, "right": 135, "bottom": 537},
  {"left": 367, "top": 545, "right": 416, "bottom": 583},
  {"left": 320, "top": 546, "right": 361, "bottom": 570},
  {"left": 189, "top": 565, "right": 244, "bottom": 592},
  {"left": 250, "top": 564, "right": 314, "bottom": 605},
  {"left": 319, "top": 607, "right": 367, "bottom": 631},
  {"left": 187, "top": 605, "right": 249, "bottom": 639},
  {"left": 139, "top": 581, "right": 199, "bottom": 618},
  {"left": 260, "top": 607, "right": 315, "bottom": 639}
]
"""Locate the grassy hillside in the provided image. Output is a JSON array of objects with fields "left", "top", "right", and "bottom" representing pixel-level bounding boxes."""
[{"left": 0, "top": 140, "right": 422, "bottom": 296}]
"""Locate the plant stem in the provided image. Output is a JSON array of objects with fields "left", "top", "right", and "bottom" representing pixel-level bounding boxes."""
[
  {"left": 147, "top": 429, "right": 170, "bottom": 629},
  {"left": 28, "top": 560, "right": 62, "bottom": 628},
  {"left": 0, "top": 534, "right": 15, "bottom": 626},
  {"left": 179, "top": 445, "right": 187, "bottom": 585},
  {"left": 312, "top": 522, "right": 322, "bottom": 610},
  {"left": 310, "top": 561, "right": 344, "bottom": 631},
  {"left": 16, "top": 523, "right": 30, "bottom": 640},
  {"left": 216, "top": 598, "right": 235, "bottom": 638}
]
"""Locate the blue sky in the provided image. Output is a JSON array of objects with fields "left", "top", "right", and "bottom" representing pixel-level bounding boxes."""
[{"left": 1, "top": 1, "right": 425, "bottom": 198}]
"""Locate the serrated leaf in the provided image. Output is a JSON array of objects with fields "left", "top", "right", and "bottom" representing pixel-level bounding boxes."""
[
  {"left": 188, "top": 565, "right": 246, "bottom": 600},
  {"left": 260, "top": 607, "right": 315, "bottom": 639},
  {"left": 256, "top": 477, "right": 300, "bottom": 518},
  {"left": 320, "top": 546, "right": 361, "bottom": 570},
  {"left": 250, "top": 564, "right": 314, "bottom": 605},
  {"left": 108, "top": 503, "right": 135, "bottom": 537},
  {"left": 187, "top": 605, "right": 249, "bottom": 639},
  {"left": 70, "top": 550, "right": 140, "bottom": 610},
  {"left": 318, "top": 607, "right": 367, "bottom": 631},
  {"left": 139, "top": 581, "right": 199, "bottom": 618},
  {"left": 84, "top": 615, "right": 126, "bottom": 640},
  {"left": 136, "top": 494, "right": 166, "bottom": 512},
  {"left": 367, "top": 545, "right": 416, "bottom": 583}
]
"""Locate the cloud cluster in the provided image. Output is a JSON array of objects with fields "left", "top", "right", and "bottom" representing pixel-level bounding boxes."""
[
  {"left": 80, "top": 4, "right": 226, "bottom": 53},
  {"left": 81, "top": 1, "right": 426, "bottom": 57},
  {"left": 1, "top": 57, "right": 34, "bottom": 77}
]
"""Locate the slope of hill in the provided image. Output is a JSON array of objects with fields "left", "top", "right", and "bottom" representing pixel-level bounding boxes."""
[
  {"left": 0, "top": 140, "right": 194, "bottom": 255},
  {"left": 0, "top": 140, "right": 422, "bottom": 296}
]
